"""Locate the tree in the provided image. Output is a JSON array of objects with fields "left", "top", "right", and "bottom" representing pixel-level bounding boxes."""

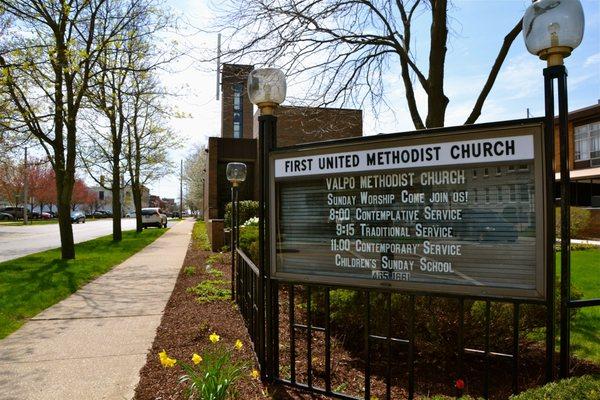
[
  {"left": 0, "top": 0, "right": 150, "bottom": 259},
  {"left": 0, "top": 157, "right": 23, "bottom": 206},
  {"left": 71, "top": 178, "right": 95, "bottom": 211},
  {"left": 183, "top": 145, "right": 207, "bottom": 214},
  {"left": 126, "top": 70, "right": 175, "bottom": 232},
  {"left": 79, "top": 5, "right": 173, "bottom": 241},
  {"left": 212, "top": 0, "right": 522, "bottom": 129}
]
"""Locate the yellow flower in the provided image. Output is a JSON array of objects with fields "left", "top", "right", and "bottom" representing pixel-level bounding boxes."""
[
  {"left": 192, "top": 353, "right": 202, "bottom": 365},
  {"left": 250, "top": 369, "right": 260, "bottom": 379},
  {"left": 209, "top": 333, "right": 220, "bottom": 343},
  {"left": 158, "top": 350, "right": 176, "bottom": 368},
  {"left": 234, "top": 339, "right": 243, "bottom": 350}
]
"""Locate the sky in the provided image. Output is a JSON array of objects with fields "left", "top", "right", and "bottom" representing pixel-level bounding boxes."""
[{"left": 150, "top": 0, "right": 600, "bottom": 200}]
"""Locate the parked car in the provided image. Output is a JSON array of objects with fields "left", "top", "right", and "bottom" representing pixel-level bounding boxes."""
[
  {"left": 92, "top": 210, "right": 111, "bottom": 218},
  {"left": 0, "top": 207, "right": 29, "bottom": 220},
  {"left": 0, "top": 212, "right": 14, "bottom": 221},
  {"left": 71, "top": 211, "right": 86, "bottom": 224},
  {"left": 141, "top": 207, "right": 168, "bottom": 228},
  {"left": 454, "top": 208, "right": 518, "bottom": 243},
  {"left": 125, "top": 211, "right": 136, "bottom": 218}
]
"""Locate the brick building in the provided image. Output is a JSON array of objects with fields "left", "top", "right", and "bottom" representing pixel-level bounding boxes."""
[
  {"left": 203, "top": 64, "right": 363, "bottom": 249},
  {"left": 552, "top": 102, "right": 600, "bottom": 207}
]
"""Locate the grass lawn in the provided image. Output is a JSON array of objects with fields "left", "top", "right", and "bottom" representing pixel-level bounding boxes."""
[
  {"left": 0, "top": 228, "right": 167, "bottom": 339},
  {"left": 562, "top": 248, "right": 600, "bottom": 363}
]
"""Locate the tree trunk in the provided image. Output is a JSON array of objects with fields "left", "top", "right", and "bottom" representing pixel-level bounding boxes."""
[
  {"left": 56, "top": 172, "right": 75, "bottom": 259},
  {"left": 132, "top": 181, "right": 143, "bottom": 233},
  {"left": 425, "top": 0, "right": 449, "bottom": 128},
  {"left": 111, "top": 167, "right": 122, "bottom": 241}
]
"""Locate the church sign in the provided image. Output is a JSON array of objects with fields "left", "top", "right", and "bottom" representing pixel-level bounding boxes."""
[{"left": 269, "top": 122, "right": 548, "bottom": 300}]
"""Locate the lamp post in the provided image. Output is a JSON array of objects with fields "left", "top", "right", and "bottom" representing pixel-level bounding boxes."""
[
  {"left": 227, "top": 161, "right": 247, "bottom": 301},
  {"left": 247, "top": 67, "right": 286, "bottom": 379},
  {"left": 523, "top": 0, "right": 585, "bottom": 380}
]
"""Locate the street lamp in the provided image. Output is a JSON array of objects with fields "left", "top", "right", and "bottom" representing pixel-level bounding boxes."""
[
  {"left": 227, "top": 162, "right": 247, "bottom": 300},
  {"left": 248, "top": 67, "right": 286, "bottom": 378},
  {"left": 523, "top": 0, "right": 585, "bottom": 380}
]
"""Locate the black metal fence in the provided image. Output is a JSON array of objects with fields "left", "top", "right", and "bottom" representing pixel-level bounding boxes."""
[
  {"left": 234, "top": 245, "right": 551, "bottom": 399},
  {"left": 235, "top": 247, "right": 264, "bottom": 370}
]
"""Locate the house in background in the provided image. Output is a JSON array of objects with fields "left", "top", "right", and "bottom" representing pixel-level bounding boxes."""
[
  {"left": 88, "top": 185, "right": 150, "bottom": 216},
  {"left": 203, "top": 63, "right": 363, "bottom": 250}
]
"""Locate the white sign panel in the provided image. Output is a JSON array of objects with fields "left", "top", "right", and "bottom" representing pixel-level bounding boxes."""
[{"left": 275, "top": 135, "right": 534, "bottom": 178}]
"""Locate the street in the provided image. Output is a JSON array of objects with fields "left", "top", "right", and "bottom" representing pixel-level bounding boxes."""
[{"left": 0, "top": 219, "right": 175, "bottom": 263}]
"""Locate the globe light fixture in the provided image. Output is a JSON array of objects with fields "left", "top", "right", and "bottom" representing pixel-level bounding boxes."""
[
  {"left": 226, "top": 162, "right": 247, "bottom": 187},
  {"left": 523, "top": 0, "right": 585, "bottom": 66},
  {"left": 247, "top": 68, "right": 287, "bottom": 115}
]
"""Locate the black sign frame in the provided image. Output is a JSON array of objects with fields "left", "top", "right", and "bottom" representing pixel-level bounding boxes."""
[{"left": 269, "top": 120, "right": 549, "bottom": 301}]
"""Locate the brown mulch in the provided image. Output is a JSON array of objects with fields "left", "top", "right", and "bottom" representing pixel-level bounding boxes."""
[
  {"left": 134, "top": 233, "right": 600, "bottom": 400},
  {"left": 133, "top": 235, "right": 320, "bottom": 400}
]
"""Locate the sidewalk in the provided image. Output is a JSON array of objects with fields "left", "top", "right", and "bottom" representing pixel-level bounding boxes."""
[{"left": 0, "top": 219, "right": 194, "bottom": 400}]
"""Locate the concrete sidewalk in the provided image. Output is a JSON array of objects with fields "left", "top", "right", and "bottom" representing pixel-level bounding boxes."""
[{"left": 0, "top": 219, "right": 194, "bottom": 400}]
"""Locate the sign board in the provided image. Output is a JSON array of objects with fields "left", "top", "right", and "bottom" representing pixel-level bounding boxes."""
[{"left": 270, "top": 122, "right": 548, "bottom": 300}]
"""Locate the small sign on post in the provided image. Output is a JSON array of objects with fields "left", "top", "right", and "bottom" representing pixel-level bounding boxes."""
[{"left": 270, "top": 122, "right": 548, "bottom": 300}]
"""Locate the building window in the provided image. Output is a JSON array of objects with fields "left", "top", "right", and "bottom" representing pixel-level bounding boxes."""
[
  {"left": 497, "top": 185, "right": 503, "bottom": 202},
  {"left": 496, "top": 166, "right": 502, "bottom": 176},
  {"left": 232, "top": 83, "right": 244, "bottom": 138},
  {"left": 99, "top": 191, "right": 104, "bottom": 201},
  {"left": 485, "top": 187, "right": 490, "bottom": 203},
  {"left": 484, "top": 168, "right": 489, "bottom": 177},
  {"left": 575, "top": 122, "right": 600, "bottom": 163},
  {"left": 509, "top": 185, "right": 516, "bottom": 202},
  {"left": 472, "top": 169, "right": 477, "bottom": 179}
]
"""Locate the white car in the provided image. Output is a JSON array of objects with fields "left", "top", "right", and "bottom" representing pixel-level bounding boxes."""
[{"left": 141, "top": 208, "right": 168, "bottom": 228}]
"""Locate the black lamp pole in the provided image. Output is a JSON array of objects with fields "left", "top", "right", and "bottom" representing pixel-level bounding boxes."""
[
  {"left": 258, "top": 112, "right": 278, "bottom": 380},
  {"left": 230, "top": 184, "right": 238, "bottom": 300},
  {"left": 543, "top": 64, "right": 571, "bottom": 379}
]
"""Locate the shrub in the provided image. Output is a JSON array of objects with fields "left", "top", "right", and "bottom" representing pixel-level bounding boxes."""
[
  {"left": 307, "top": 281, "right": 582, "bottom": 369},
  {"left": 187, "top": 280, "right": 230, "bottom": 303},
  {"left": 238, "top": 225, "right": 259, "bottom": 264},
  {"left": 556, "top": 207, "right": 591, "bottom": 239},
  {"left": 509, "top": 375, "right": 600, "bottom": 400},
  {"left": 224, "top": 201, "right": 259, "bottom": 228}
]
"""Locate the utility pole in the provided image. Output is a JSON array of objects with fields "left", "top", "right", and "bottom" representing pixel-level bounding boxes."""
[
  {"left": 23, "top": 147, "right": 28, "bottom": 225},
  {"left": 179, "top": 159, "right": 183, "bottom": 219}
]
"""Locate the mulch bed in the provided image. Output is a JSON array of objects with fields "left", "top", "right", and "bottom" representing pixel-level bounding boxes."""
[
  {"left": 133, "top": 235, "right": 319, "bottom": 400},
  {"left": 134, "top": 233, "right": 600, "bottom": 400}
]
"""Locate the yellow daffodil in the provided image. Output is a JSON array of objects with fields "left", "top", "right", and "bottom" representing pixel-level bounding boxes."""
[
  {"left": 209, "top": 333, "right": 220, "bottom": 343},
  {"left": 234, "top": 339, "right": 243, "bottom": 350},
  {"left": 250, "top": 369, "right": 260, "bottom": 379},
  {"left": 192, "top": 353, "right": 202, "bottom": 365},
  {"left": 158, "top": 350, "right": 176, "bottom": 368}
]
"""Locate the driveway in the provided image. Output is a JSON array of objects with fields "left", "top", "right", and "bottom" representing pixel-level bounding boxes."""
[{"left": 0, "top": 218, "right": 174, "bottom": 263}]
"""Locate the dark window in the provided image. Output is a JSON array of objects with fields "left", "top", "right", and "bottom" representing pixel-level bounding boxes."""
[
  {"left": 99, "top": 191, "right": 104, "bottom": 200},
  {"left": 232, "top": 84, "right": 244, "bottom": 138}
]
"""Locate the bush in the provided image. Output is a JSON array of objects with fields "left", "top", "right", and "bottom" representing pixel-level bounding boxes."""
[
  {"left": 556, "top": 207, "right": 591, "bottom": 239},
  {"left": 510, "top": 375, "right": 600, "bottom": 400},
  {"left": 307, "top": 281, "right": 582, "bottom": 369},
  {"left": 224, "top": 201, "right": 259, "bottom": 228},
  {"left": 238, "top": 225, "right": 259, "bottom": 264}
]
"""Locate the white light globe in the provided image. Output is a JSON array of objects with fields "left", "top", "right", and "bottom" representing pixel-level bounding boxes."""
[
  {"left": 523, "top": 0, "right": 584, "bottom": 57},
  {"left": 226, "top": 162, "right": 247, "bottom": 184},
  {"left": 247, "top": 68, "right": 287, "bottom": 106}
]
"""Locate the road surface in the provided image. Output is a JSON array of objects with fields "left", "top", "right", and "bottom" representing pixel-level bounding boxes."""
[{"left": 0, "top": 219, "right": 175, "bottom": 263}]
